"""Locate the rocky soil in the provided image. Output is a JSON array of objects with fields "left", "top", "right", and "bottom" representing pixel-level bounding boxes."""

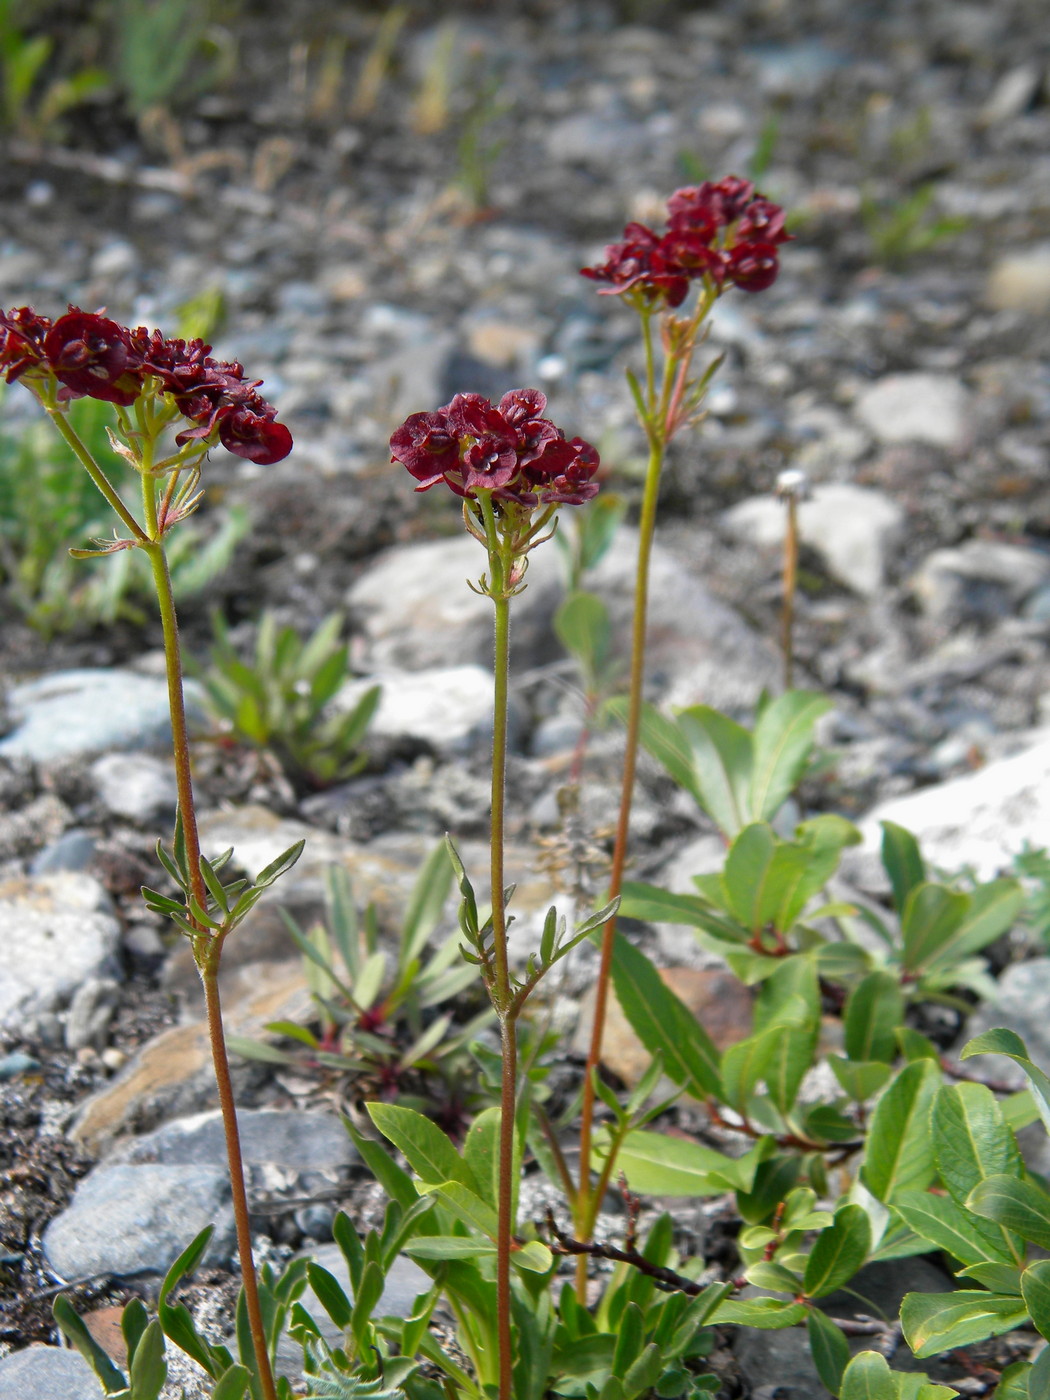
[{"left": 2, "top": 0, "right": 1050, "bottom": 1396}]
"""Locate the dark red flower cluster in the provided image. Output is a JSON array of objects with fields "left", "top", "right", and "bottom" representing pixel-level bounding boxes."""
[
  {"left": 580, "top": 176, "right": 791, "bottom": 307},
  {"left": 0, "top": 306, "right": 292, "bottom": 465},
  {"left": 390, "top": 388, "right": 599, "bottom": 507}
]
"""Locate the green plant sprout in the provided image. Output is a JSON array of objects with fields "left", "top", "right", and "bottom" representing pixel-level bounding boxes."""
[
  {"left": 862, "top": 182, "right": 969, "bottom": 269},
  {"left": 0, "top": 0, "right": 107, "bottom": 140}
]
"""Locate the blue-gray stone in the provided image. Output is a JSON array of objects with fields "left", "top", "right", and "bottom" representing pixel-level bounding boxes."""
[
  {"left": 30, "top": 829, "right": 97, "bottom": 875},
  {"left": 43, "top": 1163, "right": 235, "bottom": 1280},
  {"left": 0, "top": 669, "right": 205, "bottom": 763},
  {"left": 0, "top": 1346, "right": 103, "bottom": 1400},
  {"left": 109, "top": 1108, "right": 357, "bottom": 1172}
]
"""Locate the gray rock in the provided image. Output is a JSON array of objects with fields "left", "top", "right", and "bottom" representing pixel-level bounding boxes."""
[
  {"left": 855, "top": 730, "right": 1050, "bottom": 879},
  {"left": 335, "top": 664, "right": 514, "bottom": 757},
  {"left": 734, "top": 1318, "right": 831, "bottom": 1400},
  {"left": 986, "top": 247, "right": 1050, "bottom": 315},
  {"left": 722, "top": 484, "right": 904, "bottom": 597},
  {"left": 546, "top": 112, "right": 648, "bottom": 167},
  {"left": 108, "top": 1108, "right": 357, "bottom": 1173},
  {"left": 0, "top": 793, "right": 71, "bottom": 861},
  {"left": 347, "top": 535, "right": 565, "bottom": 673},
  {"left": 90, "top": 752, "right": 178, "bottom": 823},
  {"left": 910, "top": 540, "right": 1050, "bottom": 621},
  {"left": 748, "top": 39, "right": 847, "bottom": 97},
  {"left": 0, "top": 873, "right": 121, "bottom": 1030},
  {"left": 65, "top": 977, "right": 121, "bottom": 1052},
  {"left": 651, "top": 834, "right": 731, "bottom": 968},
  {"left": 43, "top": 1163, "right": 235, "bottom": 1280},
  {"left": 965, "top": 959, "right": 1050, "bottom": 1072},
  {"left": 0, "top": 669, "right": 205, "bottom": 763},
  {"left": 979, "top": 63, "right": 1043, "bottom": 125},
  {"left": 854, "top": 374, "right": 969, "bottom": 450},
  {"left": 0, "top": 1345, "right": 103, "bottom": 1400},
  {"left": 29, "top": 829, "right": 97, "bottom": 875}
]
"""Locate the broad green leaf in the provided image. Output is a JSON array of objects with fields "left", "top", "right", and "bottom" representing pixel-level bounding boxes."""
[
  {"left": 749, "top": 690, "right": 831, "bottom": 822},
  {"left": 807, "top": 1308, "right": 850, "bottom": 1394},
  {"left": 803, "top": 1204, "right": 872, "bottom": 1298},
  {"left": 901, "top": 882, "right": 970, "bottom": 973},
  {"left": 753, "top": 954, "right": 820, "bottom": 1033},
  {"left": 212, "top": 1367, "right": 251, "bottom": 1400},
  {"left": 722, "top": 1032, "right": 777, "bottom": 1114},
  {"left": 306, "top": 1262, "right": 352, "bottom": 1329},
  {"left": 676, "top": 705, "right": 753, "bottom": 835},
  {"left": 712, "top": 1296, "right": 806, "bottom": 1328},
  {"left": 895, "top": 1189, "right": 1014, "bottom": 1266},
  {"left": 994, "top": 1360, "right": 1035, "bottom": 1400},
  {"left": 963, "top": 1028, "right": 1050, "bottom": 1136},
  {"left": 840, "top": 1349, "right": 895, "bottom": 1400},
  {"left": 367, "top": 1103, "right": 479, "bottom": 1193},
  {"left": 922, "top": 879, "right": 1022, "bottom": 975},
  {"left": 463, "top": 1106, "right": 500, "bottom": 1211},
  {"left": 957, "top": 1263, "right": 1023, "bottom": 1294},
  {"left": 613, "top": 1129, "right": 764, "bottom": 1198},
  {"left": 862, "top": 1059, "right": 939, "bottom": 1202},
  {"left": 626, "top": 700, "right": 708, "bottom": 812},
  {"left": 829, "top": 1056, "right": 893, "bottom": 1103},
  {"left": 618, "top": 881, "right": 725, "bottom": 933},
  {"left": 721, "top": 823, "right": 778, "bottom": 931},
  {"left": 881, "top": 822, "right": 926, "bottom": 913},
  {"left": 766, "top": 1024, "right": 819, "bottom": 1117},
  {"left": 555, "top": 591, "right": 612, "bottom": 690},
  {"left": 400, "top": 840, "right": 456, "bottom": 967},
  {"left": 52, "top": 1293, "right": 129, "bottom": 1392},
  {"left": 610, "top": 932, "right": 722, "bottom": 1099},
  {"left": 933, "top": 1083, "right": 1022, "bottom": 1210},
  {"left": 746, "top": 1261, "right": 803, "bottom": 1293},
  {"left": 404, "top": 1237, "right": 495, "bottom": 1261},
  {"left": 1030, "top": 1341, "right": 1050, "bottom": 1400},
  {"left": 968, "top": 1175, "right": 1050, "bottom": 1250},
  {"left": 844, "top": 972, "right": 905, "bottom": 1065},
  {"left": 901, "top": 1290, "right": 1028, "bottom": 1356},
  {"left": 512, "top": 1241, "right": 553, "bottom": 1273},
  {"left": 419, "top": 1180, "right": 499, "bottom": 1239}
]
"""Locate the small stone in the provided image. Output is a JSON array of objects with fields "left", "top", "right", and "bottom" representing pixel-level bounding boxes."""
[
  {"left": 0, "top": 1345, "right": 103, "bottom": 1400},
  {"left": 0, "top": 873, "right": 121, "bottom": 1031},
  {"left": 100, "top": 1047, "right": 127, "bottom": 1072},
  {"left": 29, "top": 829, "right": 97, "bottom": 876},
  {"left": 90, "top": 752, "right": 178, "bottom": 823},
  {"left": 43, "top": 1163, "right": 236, "bottom": 1279},
  {"left": 979, "top": 63, "right": 1043, "bottom": 125},
  {"left": 466, "top": 320, "right": 542, "bottom": 369},
  {"left": 854, "top": 373, "right": 969, "bottom": 450},
  {"left": 109, "top": 1108, "right": 357, "bottom": 1173},
  {"left": 90, "top": 240, "right": 138, "bottom": 278},
  {"left": 986, "top": 247, "right": 1050, "bottom": 316}
]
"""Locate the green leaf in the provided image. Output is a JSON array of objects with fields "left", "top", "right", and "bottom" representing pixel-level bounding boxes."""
[
  {"left": 901, "top": 1290, "right": 1029, "bottom": 1357},
  {"left": 896, "top": 1189, "right": 1014, "bottom": 1266},
  {"left": 962, "top": 1028, "right": 1050, "bottom": 1136},
  {"left": 721, "top": 1032, "right": 777, "bottom": 1114},
  {"left": 880, "top": 822, "right": 926, "bottom": 914},
  {"left": 367, "top": 1102, "right": 479, "bottom": 1192},
  {"left": 512, "top": 1241, "right": 553, "bottom": 1273},
  {"left": 555, "top": 591, "right": 612, "bottom": 690},
  {"left": 803, "top": 1203, "right": 871, "bottom": 1299},
  {"left": 52, "top": 1293, "right": 129, "bottom": 1393},
  {"left": 748, "top": 690, "right": 831, "bottom": 822},
  {"left": 157, "top": 1227, "right": 228, "bottom": 1378},
  {"left": 968, "top": 1175, "right": 1050, "bottom": 1250},
  {"left": 957, "top": 1263, "right": 1023, "bottom": 1294},
  {"left": 610, "top": 933, "right": 721, "bottom": 1099},
  {"left": 862, "top": 1059, "right": 939, "bottom": 1203},
  {"left": 253, "top": 838, "right": 306, "bottom": 889},
  {"left": 613, "top": 1130, "right": 763, "bottom": 1198},
  {"left": 900, "top": 883, "right": 969, "bottom": 974},
  {"left": 128, "top": 1319, "right": 167, "bottom": 1400},
  {"left": 400, "top": 841, "right": 455, "bottom": 968},
  {"left": 840, "top": 1350, "right": 896, "bottom": 1400},
  {"left": 933, "top": 1083, "right": 1022, "bottom": 1211},
  {"left": 674, "top": 705, "right": 756, "bottom": 836},
  {"left": 404, "top": 1237, "right": 496, "bottom": 1261},
  {"left": 212, "top": 1366, "right": 251, "bottom": 1400},
  {"left": 844, "top": 972, "right": 905, "bottom": 1065},
  {"left": 421, "top": 1179, "right": 499, "bottom": 1239},
  {"left": 713, "top": 1296, "right": 806, "bottom": 1329},
  {"left": 1029, "top": 1341, "right": 1050, "bottom": 1400},
  {"left": 765, "top": 1024, "right": 819, "bottom": 1118},
  {"left": 807, "top": 1309, "right": 849, "bottom": 1395},
  {"left": 626, "top": 700, "right": 710, "bottom": 813},
  {"left": 462, "top": 1106, "right": 500, "bottom": 1212},
  {"left": 829, "top": 1056, "right": 893, "bottom": 1103},
  {"left": 721, "top": 823, "right": 778, "bottom": 931},
  {"left": 307, "top": 1262, "right": 353, "bottom": 1330},
  {"left": 922, "top": 879, "right": 1022, "bottom": 974}
]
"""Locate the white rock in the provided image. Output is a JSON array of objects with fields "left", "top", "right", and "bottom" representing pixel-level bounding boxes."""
[
  {"left": 986, "top": 247, "right": 1050, "bottom": 315},
  {"left": 723, "top": 483, "right": 904, "bottom": 596},
  {"left": 854, "top": 373, "right": 969, "bottom": 449},
  {"left": 0, "top": 873, "right": 121, "bottom": 1029},
  {"left": 856, "top": 730, "right": 1050, "bottom": 879},
  {"left": 979, "top": 63, "right": 1042, "bottom": 125},
  {"left": 90, "top": 751, "right": 178, "bottom": 822},
  {"left": 335, "top": 664, "right": 504, "bottom": 756}
]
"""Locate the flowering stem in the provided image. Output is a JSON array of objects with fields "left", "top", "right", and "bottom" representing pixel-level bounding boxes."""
[
  {"left": 477, "top": 491, "right": 517, "bottom": 1400},
  {"left": 45, "top": 404, "right": 150, "bottom": 544},
  {"left": 142, "top": 475, "right": 278, "bottom": 1400},
  {"left": 573, "top": 425, "right": 664, "bottom": 1293},
  {"left": 782, "top": 492, "right": 798, "bottom": 690}
]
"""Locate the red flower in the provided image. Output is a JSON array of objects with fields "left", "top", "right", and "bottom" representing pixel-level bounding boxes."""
[
  {"left": 390, "top": 388, "right": 599, "bottom": 508},
  {"left": 0, "top": 306, "right": 52, "bottom": 384},
  {"left": 580, "top": 222, "right": 691, "bottom": 308},
  {"left": 43, "top": 311, "right": 142, "bottom": 405},
  {"left": 726, "top": 240, "right": 780, "bottom": 293}
]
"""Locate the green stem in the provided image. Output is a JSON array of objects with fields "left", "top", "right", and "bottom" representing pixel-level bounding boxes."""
[
  {"left": 46, "top": 407, "right": 150, "bottom": 543},
  {"left": 144, "top": 520, "right": 278, "bottom": 1400},
  {"left": 476, "top": 491, "right": 516, "bottom": 1400}
]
